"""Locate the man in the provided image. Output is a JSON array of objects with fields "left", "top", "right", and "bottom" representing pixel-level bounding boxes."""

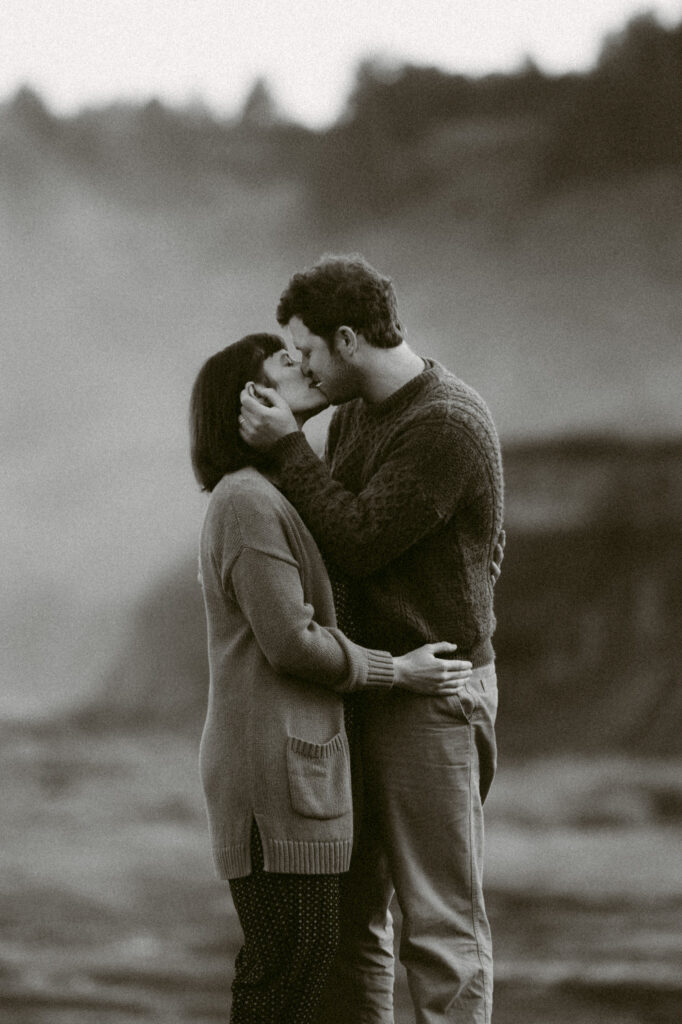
[{"left": 239, "top": 254, "right": 504, "bottom": 1024}]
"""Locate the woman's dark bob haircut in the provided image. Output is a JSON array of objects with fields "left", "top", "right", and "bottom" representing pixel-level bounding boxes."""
[{"left": 190, "top": 333, "right": 285, "bottom": 492}]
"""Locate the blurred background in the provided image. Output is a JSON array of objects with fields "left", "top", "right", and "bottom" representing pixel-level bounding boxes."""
[{"left": 1, "top": 2, "right": 681, "bottom": 1022}]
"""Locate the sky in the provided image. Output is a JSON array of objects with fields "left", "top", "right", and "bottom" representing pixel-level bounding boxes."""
[{"left": 2, "top": 0, "right": 681, "bottom": 127}]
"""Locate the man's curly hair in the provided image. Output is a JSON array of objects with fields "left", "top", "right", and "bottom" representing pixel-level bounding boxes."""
[{"left": 276, "top": 254, "right": 404, "bottom": 349}]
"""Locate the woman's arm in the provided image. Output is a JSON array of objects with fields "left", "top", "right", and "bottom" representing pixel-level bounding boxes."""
[
  {"left": 229, "top": 546, "right": 471, "bottom": 696},
  {"left": 230, "top": 545, "right": 391, "bottom": 692}
]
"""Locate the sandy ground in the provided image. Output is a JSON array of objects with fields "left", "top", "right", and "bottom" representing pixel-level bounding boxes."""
[{"left": 1, "top": 723, "right": 680, "bottom": 1024}]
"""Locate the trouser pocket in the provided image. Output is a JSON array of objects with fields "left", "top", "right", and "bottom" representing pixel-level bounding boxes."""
[{"left": 447, "top": 683, "right": 478, "bottom": 722}]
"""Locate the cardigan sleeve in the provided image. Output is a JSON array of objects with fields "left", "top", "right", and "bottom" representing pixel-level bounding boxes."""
[
  {"left": 229, "top": 546, "right": 394, "bottom": 692},
  {"left": 266, "top": 419, "right": 477, "bottom": 578}
]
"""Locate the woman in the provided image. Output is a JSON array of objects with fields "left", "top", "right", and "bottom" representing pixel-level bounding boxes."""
[{"left": 189, "top": 333, "right": 473, "bottom": 1024}]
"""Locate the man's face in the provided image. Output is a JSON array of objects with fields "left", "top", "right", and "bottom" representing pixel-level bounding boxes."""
[{"left": 288, "top": 316, "right": 358, "bottom": 405}]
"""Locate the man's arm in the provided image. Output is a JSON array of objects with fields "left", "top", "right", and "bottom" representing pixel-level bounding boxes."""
[
  {"left": 491, "top": 529, "right": 506, "bottom": 584},
  {"left": 240, "top": 386, "right": 475, "bottom": 578}
]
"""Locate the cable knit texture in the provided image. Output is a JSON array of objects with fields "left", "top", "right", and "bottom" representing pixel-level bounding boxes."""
[
  {"left": 270, "top": 360, "right": 504, "bottom": 665},
  {"left": 198, "top": 468, "right": 394, "bottom": 879}
]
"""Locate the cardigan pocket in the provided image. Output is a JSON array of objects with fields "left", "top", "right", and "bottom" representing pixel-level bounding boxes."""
[{"left": 286, "top": 732, "right": 351, "bottom": 820}]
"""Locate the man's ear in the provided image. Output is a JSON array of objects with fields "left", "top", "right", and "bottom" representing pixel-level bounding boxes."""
[{"left": 333, "top": 325, "right": 358, "bottom": 360}]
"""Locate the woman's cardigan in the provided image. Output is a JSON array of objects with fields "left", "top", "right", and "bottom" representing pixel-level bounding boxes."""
[{"left": 198, "top": 467, "right": 394, "bottom": 879}]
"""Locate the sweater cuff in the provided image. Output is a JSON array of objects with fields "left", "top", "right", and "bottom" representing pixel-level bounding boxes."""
[
  {"left": 269, "top": 430, "right": 314, "bottom": 465},
  {"left": 365, "top": 649, "right": 394, "bottom": 689}
]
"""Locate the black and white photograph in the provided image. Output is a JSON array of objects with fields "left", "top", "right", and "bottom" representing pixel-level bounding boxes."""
[{"left": 1, "top": 2, "right": 681, "bottom": 1022}]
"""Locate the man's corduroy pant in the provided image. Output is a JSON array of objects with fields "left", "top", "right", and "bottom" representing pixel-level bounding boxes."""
[{"left": 315, "top": 663, "right": 498, "bottom": 1024}]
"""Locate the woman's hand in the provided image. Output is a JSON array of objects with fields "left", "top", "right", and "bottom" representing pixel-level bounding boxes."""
[{"left": 392, "top": 642, "right": 473, "bottom": 696}]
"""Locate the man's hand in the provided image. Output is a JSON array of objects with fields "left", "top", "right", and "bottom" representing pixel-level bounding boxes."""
[
  {"left": 490, "top": 529, "right": 506, "bottom": 585},
  {"left": 239, "top": 383, "right": 299, "bottom": 451},
  {"left": 392, "top": 642, "right": 473, "bottom": 696}
]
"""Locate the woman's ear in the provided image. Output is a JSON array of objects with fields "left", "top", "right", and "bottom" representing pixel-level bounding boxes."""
[{"left": 248, "top": 379, "right": 277, "bottom": 405}]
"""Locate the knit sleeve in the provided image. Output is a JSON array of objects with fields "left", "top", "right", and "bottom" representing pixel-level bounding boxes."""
[
  {"left": 267, "top": 419, "right": 477, "bottom": 577},
  {"left": 323, "top": 406, "right": 344, "bottom": 464},
  {"left": 229, "top": 546, "right": 394, "bottom": 691}
]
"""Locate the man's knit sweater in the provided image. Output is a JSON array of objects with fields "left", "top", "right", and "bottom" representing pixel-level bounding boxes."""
[{"left": 268, "top": 359, "right": 504, "bottom": 666}]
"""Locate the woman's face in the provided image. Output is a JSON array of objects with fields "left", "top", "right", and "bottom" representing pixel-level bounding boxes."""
[{"left": 261, "top": 347, "right": 329, "bottom": 416}]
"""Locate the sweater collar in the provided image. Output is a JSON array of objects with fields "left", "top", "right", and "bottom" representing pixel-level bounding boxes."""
[{"left": 361, "top": 358, "right": 440, "bottom": 419}]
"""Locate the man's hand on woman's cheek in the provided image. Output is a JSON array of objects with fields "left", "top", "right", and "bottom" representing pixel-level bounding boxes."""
[{"left": 238, "top": 384, "right": 299, "bottom": 449}]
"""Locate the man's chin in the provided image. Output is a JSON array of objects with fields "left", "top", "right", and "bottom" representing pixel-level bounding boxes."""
[{"left": 311, "top": 389, "right": 330, "bottom": 408}]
